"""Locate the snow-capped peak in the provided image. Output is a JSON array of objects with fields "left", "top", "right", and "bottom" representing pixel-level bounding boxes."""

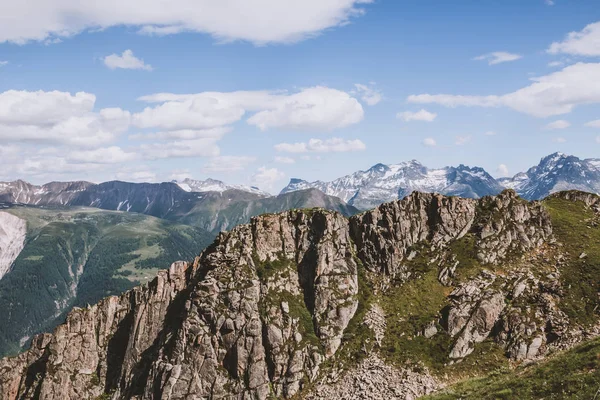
[
  {"left": 281, "top": 160, "right": 503, "bottom": 210},
  {"left": 174, "top": 178, "right": 270, "bottom": 197}
]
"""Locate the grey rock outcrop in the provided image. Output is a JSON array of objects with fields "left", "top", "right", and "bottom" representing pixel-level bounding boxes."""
[
  {"left": 0, "top": 190, "right": 596, "bottom": 399},
  {"left": 306, "top": 354, "right": 439, "bottom": 400},
  {"left": 350, "top": 192, "right": 477, "bottom": 278}
]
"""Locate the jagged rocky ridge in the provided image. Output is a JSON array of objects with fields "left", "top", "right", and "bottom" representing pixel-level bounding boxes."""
[{"left": 1, "top": 189, "right": 599, "bottom": 399}]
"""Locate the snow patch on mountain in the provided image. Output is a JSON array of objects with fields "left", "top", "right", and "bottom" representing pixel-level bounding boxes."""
[
  {"left": 175, "top": 178, "right": 270, "bottom": 196},
  {"left": 499, "top": 153, "right": 600, "bottom": 200},
  {"left": 281, "top": 160, "right": 504, "bottom": 210},
  {"left": 0, "top": 212, "right": 26, "bottom": 280}
]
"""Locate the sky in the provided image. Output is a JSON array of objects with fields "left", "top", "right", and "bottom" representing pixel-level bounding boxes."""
[{"left": 1, "top": 0, "right": 600, "bottom": 193}]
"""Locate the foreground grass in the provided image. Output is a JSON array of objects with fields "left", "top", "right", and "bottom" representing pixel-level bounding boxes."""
[
  {"left": 425, "top": 337, "right": 600, "bottom": 400},
  {"left": 544, "top": 196, "right": 600, "bottom": 327}
]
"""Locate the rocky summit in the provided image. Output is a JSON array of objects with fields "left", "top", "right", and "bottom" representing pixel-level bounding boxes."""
[{"left": 1, "top": 189, "right": 600, "bottom": 399}]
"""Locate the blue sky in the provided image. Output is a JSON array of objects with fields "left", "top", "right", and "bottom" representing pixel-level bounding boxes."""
[{"left": 1, "top": 0, "right": 600, "bottom": 192}]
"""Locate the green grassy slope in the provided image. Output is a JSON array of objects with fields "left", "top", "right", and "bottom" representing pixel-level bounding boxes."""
[
  {"left": 0, "top": 206, "right": 213, "bottom": 356},
  {"left": 425, "top": 337, "right": 600, "bottom": 400}
]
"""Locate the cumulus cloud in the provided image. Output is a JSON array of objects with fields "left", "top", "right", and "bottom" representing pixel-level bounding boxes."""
[
  {"left": 353, "top": 83, "right": 382, "bottom": 106},
  {"left": 548, "top": 21, "right": 600, "bottom": 56},
  {"left": 135, "top": 87, "right": 364, "bottom": 133},
  {"left": 114, "top": 166, "right": 157, "bottom": 183},
  {"left": 252, "top": 166, "right": 285, "bottom": 193},
  {"left": 473, "top": 52, "right": 522, "bottom": 65},
  {"left": 544, "top": 120, "right": 570, "bottom": 130},
  {"left": 168, "top": 169, "right": 193, "bottom": 182},
  {"left": 140, "top": 138, "right": 221, "bottom": 160},
  {"left": 584, "top": 119, "right": 600, "bottom": 128},
  {"left": 202, "top": 156, "right": 257, "bottom": 173},
  {"left": 422, "top": 138, "right": 436, "bottom": 147},
  {"left": 247, "top": 87, "right": 364, "bottom": 131},
  {"left": 130, "top": 127, "right": 231, "bottom": 141},
  {"left": 0, "top": 0, "right": 372, "bottom": 45},
  {"left": 66, "top": 146, "right": 139, "bottom": 164},
  {"left": 103, "top": 50, "right": 153, "bottom": 71},
  {"left": 496, "top": 164, "right": 509, "bottom": 177},
  {"left": 274, "top": 156, "right": 295, "bottom": 164},
  {"left": 274, "top": 138, "right": 366, "bottom": 153},
  {"left": 0, "top": 90, "right": 130, "bottom": 147},
  {"left": 397, "top": 109, "right": 437, "bottom": 122},
  {"left": 408, "top": 63, "right": 600, "bottom": 117}
]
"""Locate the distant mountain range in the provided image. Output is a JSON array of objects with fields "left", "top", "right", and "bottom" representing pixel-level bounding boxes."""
[
  {"left": 0, "top": 180, "right": 357, "bottom": 233},
  {"left": 281, "top": 152, "right": 600, "bottom": 209},
  {"left": 2, "top": 153, "right": 599, "bottom": 223}
]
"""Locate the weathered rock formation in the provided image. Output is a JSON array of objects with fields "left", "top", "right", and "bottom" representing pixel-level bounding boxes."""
[{"left": 0, "top": 189, "right": 598, "bottom": 399}]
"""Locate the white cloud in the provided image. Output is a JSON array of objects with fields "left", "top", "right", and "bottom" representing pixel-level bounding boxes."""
[
  {"left": 548, "top": 21, "right": 600, "bottom": 56},
  {"left": 169, "top": 169, "right": 193, "bottom": 181},
  {"left": 140, "top": 138, "right": 220, "bottom": 160},
  {"left": 0, "top": 90, "right": 130, "bottom": 147},
  {"left": 422, "top": 138, "right": 436, "bottom": 147},
  {"left": 114, "top": 166, "right": 157, "bottom": 183},
  {"left": 247, "top": 87, "right": 364, "bottom": 131},
  {"left": 103, "top": 49, "right": 153, "bottom": 71},
  {"left": 130, "top": 127, "right": 231, "bottom": 141},
  {"left": 596, "top": 136, "right": 600, "bottom": 143},
  {"left": 553, "top": 137, "right": 567, "bottom": 143},
  {"left": 353, "top": 83, "right": 382, "bottom": 106},
  {"left": 397, "top": 109, "right": 437, "bottom": 122},
  {"left": 0, "top": 0, "right": 372, "bottom": 45},
  {"left": 584, "top": 119, "right": 600, "bottom": 128},
  {"left": 202, "top": 156, "right": 256, "bottom": 173},
  {"left": 135, "top": 87, "right": 363, "bottom": 133},
  {"left": 473, "top": 52, "right": 522, "bottom": 65},
  {"left": 484, "top": 131, "right": 496, "bottom": 136},
  {"left": 252, "top": 166, "right": 285, "bottom": 193},
  {"left": 274, "top": 156, "right": 295, "bottom": 164},
  {"left": 274, "top": 138, "right": 366, "bottom": 153},
  {"left": 0, "top": 61, "right": 7, "bottom": 67},
  {"left": 544, "top": 120, "right": 570, "bottom": 130},
  {"left": 545, "top": 0, "right": 554, "bottom": 5},
  {"left": 67, "top": 146, "right": 139, "bottom": 164},
  {"left": 455, "top": 135, "right": 471, "bottom": 145},
  {"left": 408, "top": 63, "right": 600, "bottom": 117},
  {"left": 496, "top": 164, "right": 509, "bottom": 177}
]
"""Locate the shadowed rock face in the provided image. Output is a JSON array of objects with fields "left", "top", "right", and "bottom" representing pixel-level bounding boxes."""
[{"left": 1, "top": 189, "right": 596, "bottom": 400}]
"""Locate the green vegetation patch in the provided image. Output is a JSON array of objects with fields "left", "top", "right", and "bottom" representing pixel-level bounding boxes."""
[
  {"left": 448, "top": 234, "right": 484, "bottom": 282},
  {"left": 380, "top": 266, "right": 451, "bottom": 372},
  {"left": 253, "top": 251, "right": 295, "bottom": 281},
  {"left": 425, "top": 337, "right": 600, "bottom": 400},
  {"left": 544, "top": 196, "right": 600, "bottom": 327},
  {"left": 260, "top": 289, "right": 321, "bottom": 349}
]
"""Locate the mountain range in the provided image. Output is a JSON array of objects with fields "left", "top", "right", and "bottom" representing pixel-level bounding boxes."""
[
  {"left": 282, "top": 152, "right": 600, "bottom": 209},
  {"left": 0, "top": 180, "right": 357, "bottom": 234},
  {"left": 2, "top": 188, "right": 600, "bottom": 399}
]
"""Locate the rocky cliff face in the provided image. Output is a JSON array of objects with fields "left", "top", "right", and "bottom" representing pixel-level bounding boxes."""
[
  {"left": 0, "top": 212, "right": 26, "bottom": 279},
  {"left": 1, "top": 189, "right": 599, "bottom": 399}
]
